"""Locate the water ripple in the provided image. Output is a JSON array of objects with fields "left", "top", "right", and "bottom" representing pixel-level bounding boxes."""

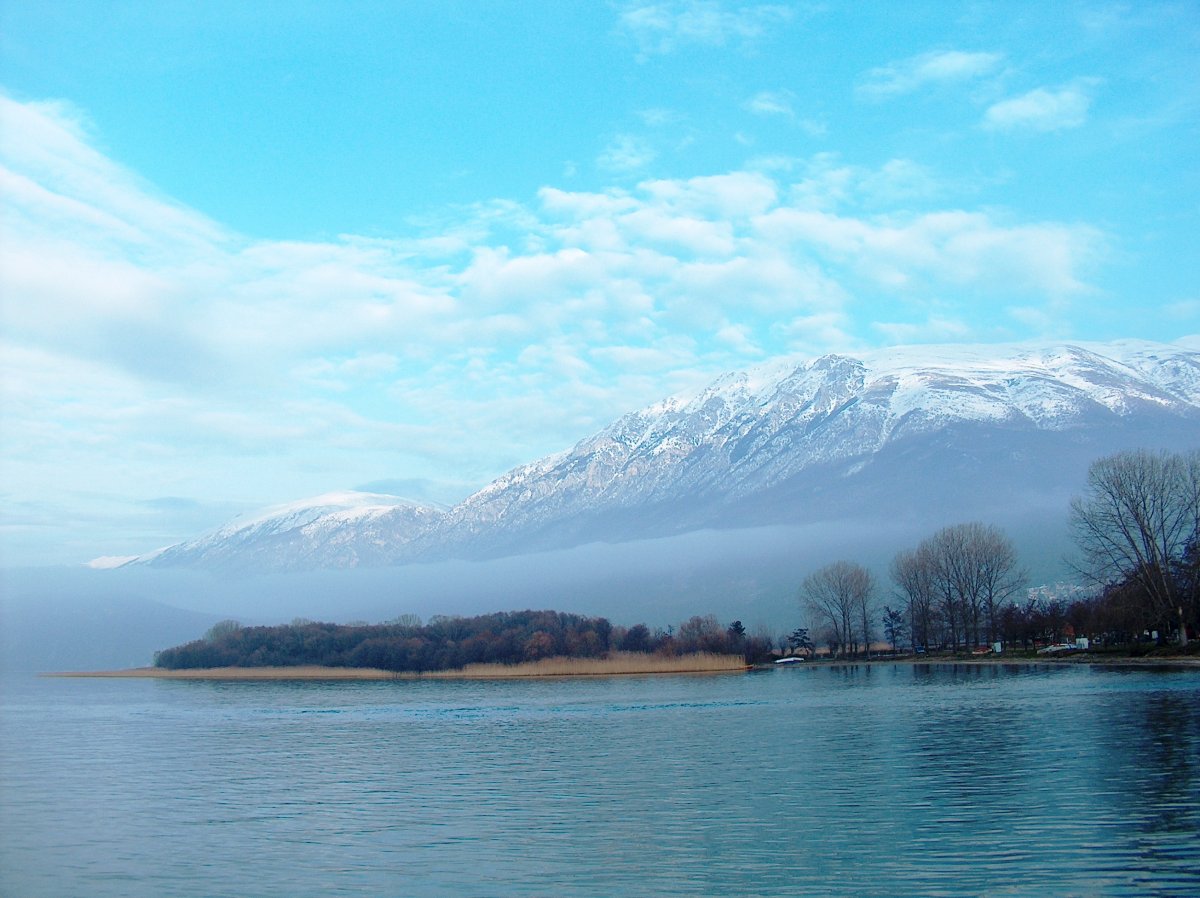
[{"left": 1, "top": 664, "right": 1197, "bottom": 897}]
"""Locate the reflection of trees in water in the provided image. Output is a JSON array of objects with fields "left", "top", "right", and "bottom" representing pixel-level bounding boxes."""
[
  {"left": 911, "top": 662, "right": 1009, "bottom": 683},
  {"left": 825, "top": 662, "right": 874, "bottom": 685},
  {"left": 1129, "top": 691, "right": 1199, "bottom": 834},
  {"left": 825, "top": 665, "right": 1200, "bottom": 893},
  {"left": 906, "top": 667, "right": 1029, "bottom": 784},
  {"left": 1090, "top": 677, "right": 1200, "bottom": 892},
  {"left": 896, "top": 666, "right": 1038, "bottom": 831}
]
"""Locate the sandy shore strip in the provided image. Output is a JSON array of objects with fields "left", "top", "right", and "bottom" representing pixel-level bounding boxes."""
[{"left": 44, "top": 653, "right": 750, "bottom": 681}]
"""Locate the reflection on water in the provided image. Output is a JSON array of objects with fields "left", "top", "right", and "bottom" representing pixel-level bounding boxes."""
[
  {"left": 1133, "top": 693, "right": 1198, "bottom": 829},
  {"left": 1, "top": 664, "right": 1197, "bottom": 897}
]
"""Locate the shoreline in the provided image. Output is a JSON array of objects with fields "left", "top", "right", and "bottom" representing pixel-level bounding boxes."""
[
  {"left": 795, "top": 654, "right": 1200, "bottom": 669},
  {"left": 40, "top": 653, "right": 1200, "bottom": 680},
  {"left": 43, "top": 652, "right": 751, "bottom": 681}
]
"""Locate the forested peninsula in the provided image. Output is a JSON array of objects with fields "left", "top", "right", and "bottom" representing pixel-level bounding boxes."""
[{"left": 152, "top": 609, "right": 772, "bottom": 674}]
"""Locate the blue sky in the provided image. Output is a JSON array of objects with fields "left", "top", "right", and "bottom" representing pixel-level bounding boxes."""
[{"left": 1, "top": 1, "right": 1198, "bottom": 565}]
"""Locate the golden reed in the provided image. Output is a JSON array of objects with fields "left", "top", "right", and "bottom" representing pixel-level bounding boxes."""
[{"left": 47, "top": 652, "right": 749, "bottom": 680}]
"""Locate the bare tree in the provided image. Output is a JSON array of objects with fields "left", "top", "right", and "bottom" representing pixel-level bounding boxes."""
[
  {"left": 973, "top": 525, "right": 1025, "bottom": 645},
  {"left": 893, "top": 523, "right": 1023, "bottom": 652},
  {"left": 891, "top": 547, "right": 937, "bottom": 651},
  {"left": 388, "top": 613, "right": 423, "bottom": 632},
  {"left": 858, "top": 579, "right": 875, "bottom": 658},
  {"left": 801, "top": 561, "right": 875, "bottom": 659},
  {"left": 927, "top": 525, "right": 975, "bottom": 648},
  {"left": 1070, "top": 449, "right": 1200, "bottom": 647},
  {"left": 676, "top": 614, "right": 729, "bottom": 653}
]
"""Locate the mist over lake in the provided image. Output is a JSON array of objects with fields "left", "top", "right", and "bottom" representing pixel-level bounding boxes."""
[
  {"left": 2, "top": 505, "right": 1084, "bottom": 674},
  {"left": 3, "top": 663, "right": 1197, "bottom": 897}
]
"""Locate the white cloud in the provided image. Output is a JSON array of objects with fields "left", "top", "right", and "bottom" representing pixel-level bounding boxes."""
[
  {"left": 741, "top": 92, "right": 828, "bottom": 136},
  {"left": 744, "top": 90, "right": 795, "bottom": 118},
  {"left": 983, "top": 81, "right": 1097, "bottom": 132},
  {"left": 858, "top": 50, "right": 1004, "bottom": 99},
  {"left": 0, "top": 95, "right": 226, "bottom": 253},
  {"left": 618, "top": 1, "right": 793, "bottom": 58},
  {"left": 620, "top": 208, "right": 737, "bottom": 256},
  {"left": 3, "top": 100, "right": 1103, "bottom": 397},
  {"left": 714, "top": 322, "right": 761, "bottom": 355},
  {"left": 1006, "top": 304, "right": 1062, "bottom": 335},
  {"left": 858, "top": 159, "right": 941, "bottom": 205},
  {"left": 516, "top": 340, "right": 595, "bottom": 379},
  {"left": 590, "top": 342, "right": 693, "bottom": 372},
  {"left": 797, "top": 119, "right": 827, "bottom": 137},
  {"left": 636, "top": 108, "right": 681, "bottom": 127},
  {"left": 539, "top": 186, "right": 639, "bottom": 219},
  {"left": 872, "top": 316, "right": 971, "bottom": 343},
  {"left": 640, "top": 171, "right": 778, "bottom": 218},
  {"left": 1163, "top": 298, "right": 1200, "bottom": 321},
  {"left": 294, "top": 352, "right": 400, "bottom": 391},
  {"left": 788, "top": 154, "right": 941, "bottom": 210},
  {"left": 672, "top": 253, "right": 847, "bottom": 315},
  {"left": 597, "top": 134, "right": 658, "bottom": 172},
  {"left": 457, "top": 246, "right": 605, "bottom": 306},
  {"left": 769, "top": 312, "right": 856, "bottom": 353},
  {"left": 755, "top": 207, "right": 1102, "bottom": 296}
]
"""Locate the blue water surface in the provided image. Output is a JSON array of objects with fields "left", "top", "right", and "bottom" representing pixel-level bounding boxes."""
[{"left": 1, "top": 663, "right": 1197, "bottom": 897}]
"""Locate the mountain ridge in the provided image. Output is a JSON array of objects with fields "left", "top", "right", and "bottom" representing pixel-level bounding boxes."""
[{"left": 99, "top": 338, "right": 1200, "bottom": 572}]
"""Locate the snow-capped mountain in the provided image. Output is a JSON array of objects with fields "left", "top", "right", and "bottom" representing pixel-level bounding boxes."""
[
  {"left": 426, "top": 340, "right": 1200, "bottom": 555},
  {"left": 107, "top": 339, "right": 1200, "bottom": 572},
  {"left": 133, "top": 491, "right": 446, "bottom": 572}
]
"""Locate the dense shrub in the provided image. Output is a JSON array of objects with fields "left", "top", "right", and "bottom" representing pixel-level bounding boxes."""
[{"left": 153, "top": 609, "right": 740, "bottom": 672}]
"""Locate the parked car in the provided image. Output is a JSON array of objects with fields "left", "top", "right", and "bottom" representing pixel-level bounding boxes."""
[{"left": 1036, "top": 643, "right": 1077, "bottom": 654}]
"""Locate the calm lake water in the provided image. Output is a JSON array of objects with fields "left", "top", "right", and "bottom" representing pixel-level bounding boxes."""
[{"left": 1, "top": 663, "right": 1198, "bottom": 897}]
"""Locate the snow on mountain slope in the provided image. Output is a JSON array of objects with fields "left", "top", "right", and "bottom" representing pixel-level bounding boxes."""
[
  {"left": 111, "top": 339, "right": 1200, "bottom": 571},
  {"left": 115, "top": 492, "right": 447, "bottom": 572},
  {"left": 437, "top": 340, "right": 1200, "bottom": 547}
]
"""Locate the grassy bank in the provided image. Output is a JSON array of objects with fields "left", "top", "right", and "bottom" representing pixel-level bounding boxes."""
[{"left": 46, "top": 652, "right": 749, "bottom": 680}]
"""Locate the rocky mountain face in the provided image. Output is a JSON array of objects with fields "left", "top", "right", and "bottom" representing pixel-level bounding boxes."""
[{"left": 110, "top": 340, "right": 1200, "bottom": 572}]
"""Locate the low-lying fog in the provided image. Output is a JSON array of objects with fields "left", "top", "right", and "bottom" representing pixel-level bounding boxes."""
[{"left": 1, "top": 510, "right": 1074, "bottom": 672}]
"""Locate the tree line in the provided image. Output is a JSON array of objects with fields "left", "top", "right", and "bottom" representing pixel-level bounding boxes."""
[
  {"left": 800, "top": 449, "right": 1198, "bottom": 657},
  {"left": 153, "top": 609, "right": 776, "bottom": 672},
  {"left": 800, "top": 521, "right": 1023, "bottom": 657}
]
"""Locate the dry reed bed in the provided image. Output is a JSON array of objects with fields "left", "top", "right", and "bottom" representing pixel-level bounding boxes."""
[
  {"left": 438, "top": 652, "right": 747, "bottom": 678},
  {"left": 47, "top": 652, "right": 749, "bottom": 680}
]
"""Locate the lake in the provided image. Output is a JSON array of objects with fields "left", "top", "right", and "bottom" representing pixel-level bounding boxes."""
[{"left": 1, "top": 663, "right": 1197, "bottom": 897}]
